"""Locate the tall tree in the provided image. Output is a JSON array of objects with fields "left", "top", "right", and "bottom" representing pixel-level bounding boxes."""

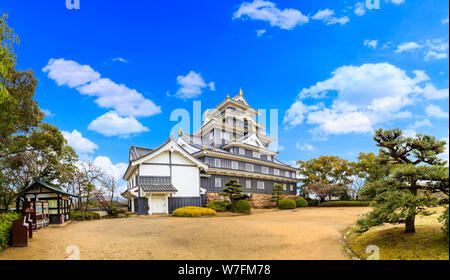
[
  {"left": 357, "top": 129, "right": 449, "bottom": 233},
  {"left": 297, "top": 156, "right": 353, "bottom": 201},
  {"left": 0, "top": 12, "right": 19, "bottom": 104},
  {"left": 351, "top": 152, "right": 390, "bottom": 200}
]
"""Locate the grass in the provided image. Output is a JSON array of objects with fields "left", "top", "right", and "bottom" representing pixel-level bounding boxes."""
[
  {"left": 347, "top": 226, "right": 448, "bottom": 260},
  {"left": 347, "top": 207, "right": 449, "bottom": 260}
]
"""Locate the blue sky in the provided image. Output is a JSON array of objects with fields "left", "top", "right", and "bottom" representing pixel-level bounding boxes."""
[{"left": 1, "top": 0, "right": 449, "bottom": 183}]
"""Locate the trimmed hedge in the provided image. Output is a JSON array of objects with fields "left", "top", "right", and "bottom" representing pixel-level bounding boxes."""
[
  {"left": 231, "top": 200, "right": 252, "bottom": 214},
  {"left": 278, "top": 199, "right": 296, "bottom": 210},
  {"left": 295, "top": 198, "right": 308, "bottom": 208},
  {"left": 207, "top": 201, "right": 230, "bottom": 212},
  {"left": 0, "top": 212, "right": 21, "bottom": 250},
  {"left": 172, "top": 206, "right": 217, "bottom": 217},
  {"left": 306, "top": 199, "right": 319, "bottom": 207},
  {"left": 319, "top": 201, "right": 371, "bottom": 207}
]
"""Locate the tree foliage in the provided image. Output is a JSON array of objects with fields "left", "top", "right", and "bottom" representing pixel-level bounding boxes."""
[
  {"left": 297, "top": 156, "right": 353, "bottom": 201},
  {"left": 352, "top": 152, "right": 390, "bottom": 200},
  {"left": 0, "top": 12, "right": 19, "bottom": 104},
  {"left": 271, "top": 183, "right": 284, "bottom": 205},
  {"left": 220, "top": 179, "right": 247, "bottom": 203},
  {"left": 357, "top": 129, "right": 449, "bottom": 233}
]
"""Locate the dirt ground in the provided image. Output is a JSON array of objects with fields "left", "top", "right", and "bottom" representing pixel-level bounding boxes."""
[{"left": 0, "top": 207, "right": 370, "bottom": 260}]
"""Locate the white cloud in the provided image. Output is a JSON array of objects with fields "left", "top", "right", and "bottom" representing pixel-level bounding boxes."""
[
  {"left": 364, "top": 39, "right": 378, "bottom": 49},
  {"left": 424, "top": 38, "right": 449, "bottom": 61},
  {"left": 233, "top": 0, "right": 309, "bottom": 30},
  {"left": 111, "top": 57, "right": 128, "bottom": 63},
  {"left": 62, "top": 129, "right": 98, "bottom": 156},
  {"left": 296, "top": 142, "right": 314, "bottom": 151},
  {"left": 88, "top": 111, "right": 149, "bottom": 137},
  {"left": 425, "top": 104, "right": 449, "bottom": 119},
  {"left": 411, "top": 119, "right": 432, "bottom": 129},
  {"left": 77, "top": 78, "right": 161, "bottom": 117},
  {"left": 442, "top": 136, "right": 449, "bottom": 163},
  {"left": 312, "top": 9, "right": 349, "bottom": 25},
  {"left": 43, "top": 58, "right": 100, "bottom": 88},
  {"left": 442, "top": 18, "right": 449, "bottom": 25},
  {"left": 175, "top": 71, "right": 215, "bottom": 99},
  {"left": 256, "top": 29, "right": 266, "bottom": 37},
  {"left": 422, "top": 83, "right": 449, "bottom": 100},
  {"left": 93, "top": 156, "right": 128, "bottom": 181},
  {"left": 284, "top": 63, "right": 435, "bottom": 135},
  {"left": 390, "top": 0, "right": 405, "bottom": 4},
  {"left": 43, "top": 58, "right": 161, "bottom": 118},
  {"left": 284, "top": 101, "right": 319, "bottom": 127},
  {"left": 307, "top": 109, "right": 373, "bottom": 134},
  {"left": 425, "top": 51, "right": 448, "bottom": 60},
  {"left": 354, "top": 2, "right": 366, "bottom": 16},
  {"left": 42, "top": 109, "right": 55, "bottom": 117},
  {"left": 395, "top": 42, "right": 423, "bottom": 53}
]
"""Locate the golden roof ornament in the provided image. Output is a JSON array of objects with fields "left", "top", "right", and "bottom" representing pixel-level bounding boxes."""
[
  {"left": 227, "top": 94, "right": 230, "bottom": 98},
  {"left": 239, "top": 88, "right": 243, "bottom": 96},
  {"left": 252, "top": 124, "right": 256, "bottom": 133},
  {"left": 202, "top": 146, "right": 207, "bottom": 150},
  {"left": 178, "top": 127, "right": 183, "bottom": 136},
  {"left": 212, "top": 147, "right": 216, "bottom": 151},
  {"left": 232, "top": 137, "right": 236, "bottom": 141}
]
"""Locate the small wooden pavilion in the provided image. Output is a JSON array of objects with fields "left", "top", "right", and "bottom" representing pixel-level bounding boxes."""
[{"left": 16, "top": 178, "right": 74, "bottom": 224}]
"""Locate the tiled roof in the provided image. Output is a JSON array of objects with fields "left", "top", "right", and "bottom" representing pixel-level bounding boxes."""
[
  {"left": 130, "top": 146, "right": 154, "bottom": 161},
  {"left": 140, "top": 184, "right": 178, "bottom": 192}
]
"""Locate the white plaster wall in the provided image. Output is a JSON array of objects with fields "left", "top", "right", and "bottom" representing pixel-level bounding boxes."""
[
  {"left": 171, "top": 151, "right": 195, "bottom": 165},
  {"left": 139, "top": 164, "right": 170, "bottom": 176},
  {"left": 144, "top": 151, "right": 170, "bottom": 164},
  {"left": 172, "top": 165, "right": 200, "bottom": 197}
]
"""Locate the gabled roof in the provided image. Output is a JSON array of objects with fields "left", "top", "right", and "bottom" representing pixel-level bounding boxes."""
[
  {"left": 130, "top": 146, "right": 154, "bottom": 161},
  {"left": 18, "top": 178, "right": 73, "bottom": 196},
  {"left": 123, "top": 136, "right": 209, "bottom": 180}
]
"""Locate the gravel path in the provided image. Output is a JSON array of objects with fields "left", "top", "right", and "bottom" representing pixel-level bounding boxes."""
[{"left": 0, "top": 207, "right": 370, "bottom": 260}]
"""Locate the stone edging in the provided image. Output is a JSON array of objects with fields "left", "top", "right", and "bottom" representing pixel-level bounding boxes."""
[{"left": 340, "top": 226, "right": 362, "bottom": 260}]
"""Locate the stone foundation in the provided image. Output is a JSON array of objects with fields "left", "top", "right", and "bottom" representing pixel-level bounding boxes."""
[{"left": 206, "top": 192, "right": 297, "bottom": 209}]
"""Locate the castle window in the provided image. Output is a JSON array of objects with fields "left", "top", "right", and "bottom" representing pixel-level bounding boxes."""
[
  {"left": 257, "top": 181, "right": 265, "bottom": 189},
  {"left": 282, "top": 183, "right": 287, "bottom": 191},
  {"left": 285, "top": 170, "right": 289, "bottom": 177},
  {"left": 239, "top": 148, "right": 245, "bottom": 155},
  {"left": 253, "top": 151, "right": 260, "bottom": 158},
  {"left": 267, "top": 155, "right": 272, "bottom": 161},
  {"left": 261, "top": 166, "right": 269, "bottom": 174},
  {"left": 215, "top": 178, "right": 222, "bottom": 188},
  {"left": 209, "top": 131, "right": 213, "bottom": 140},
  {"left": 246, "top": 180, "right": 251, "bottom": 189},
  {"left": 274, "top": 169, "right": 279, "bottom": 176},
  {"left": 246, "top": 163, "right": 254, "bottom": 172},
  {"left": 290, "top": 184, "right": 294, "bottom": 191},
  {"left": 231, "top": 161, "right": 238, "bottom": 170},
  {"left": 215, "top": 159, "right": 221, "bottom": 168},
  {"left": 292, "top": 172, "right": 296, "bottom": 178}
]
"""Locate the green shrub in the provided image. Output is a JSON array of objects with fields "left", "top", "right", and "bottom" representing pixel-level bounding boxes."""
[
  {"left": 0, "top": 212, "right": 21, "bottom": 249},
  {"left": 295, "top": 198, "right": 308, "bottom": 208},
  {"left": 319, "top": 201, "right": 371, "bottom": 207},
  {"left": 439, "top": 207, "right": 449, "bottom": 242},
  {"left": 231, "top": 200, "right": 252, "bottom": 214},
  {"left": 207, "top": 201, "right": 228, "bottom": 212},
  {"left": 70, "top": 210, "right": 94, "bottom": 221},
  {"left": 91, "top": 212, "right": 101, "bottom": 220},
  {"left": 278, "top": 199, "right": 296, "bottom": 210},
  {"left": 172, "top": 206, "right": 217, "bottom": 217},
  {"left": 306, "top": 199, "right": 319, "bottom": 207}
]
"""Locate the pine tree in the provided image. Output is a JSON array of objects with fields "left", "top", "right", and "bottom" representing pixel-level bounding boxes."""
[
  {"left": 271, "top": 184, "right": 285, "bottom": 206},
  {"left": 357, "top": 128, "right": 449, "bottom": 233},
  {"left": 220, "top": 179, "right": 247, "bottom": 203}
]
